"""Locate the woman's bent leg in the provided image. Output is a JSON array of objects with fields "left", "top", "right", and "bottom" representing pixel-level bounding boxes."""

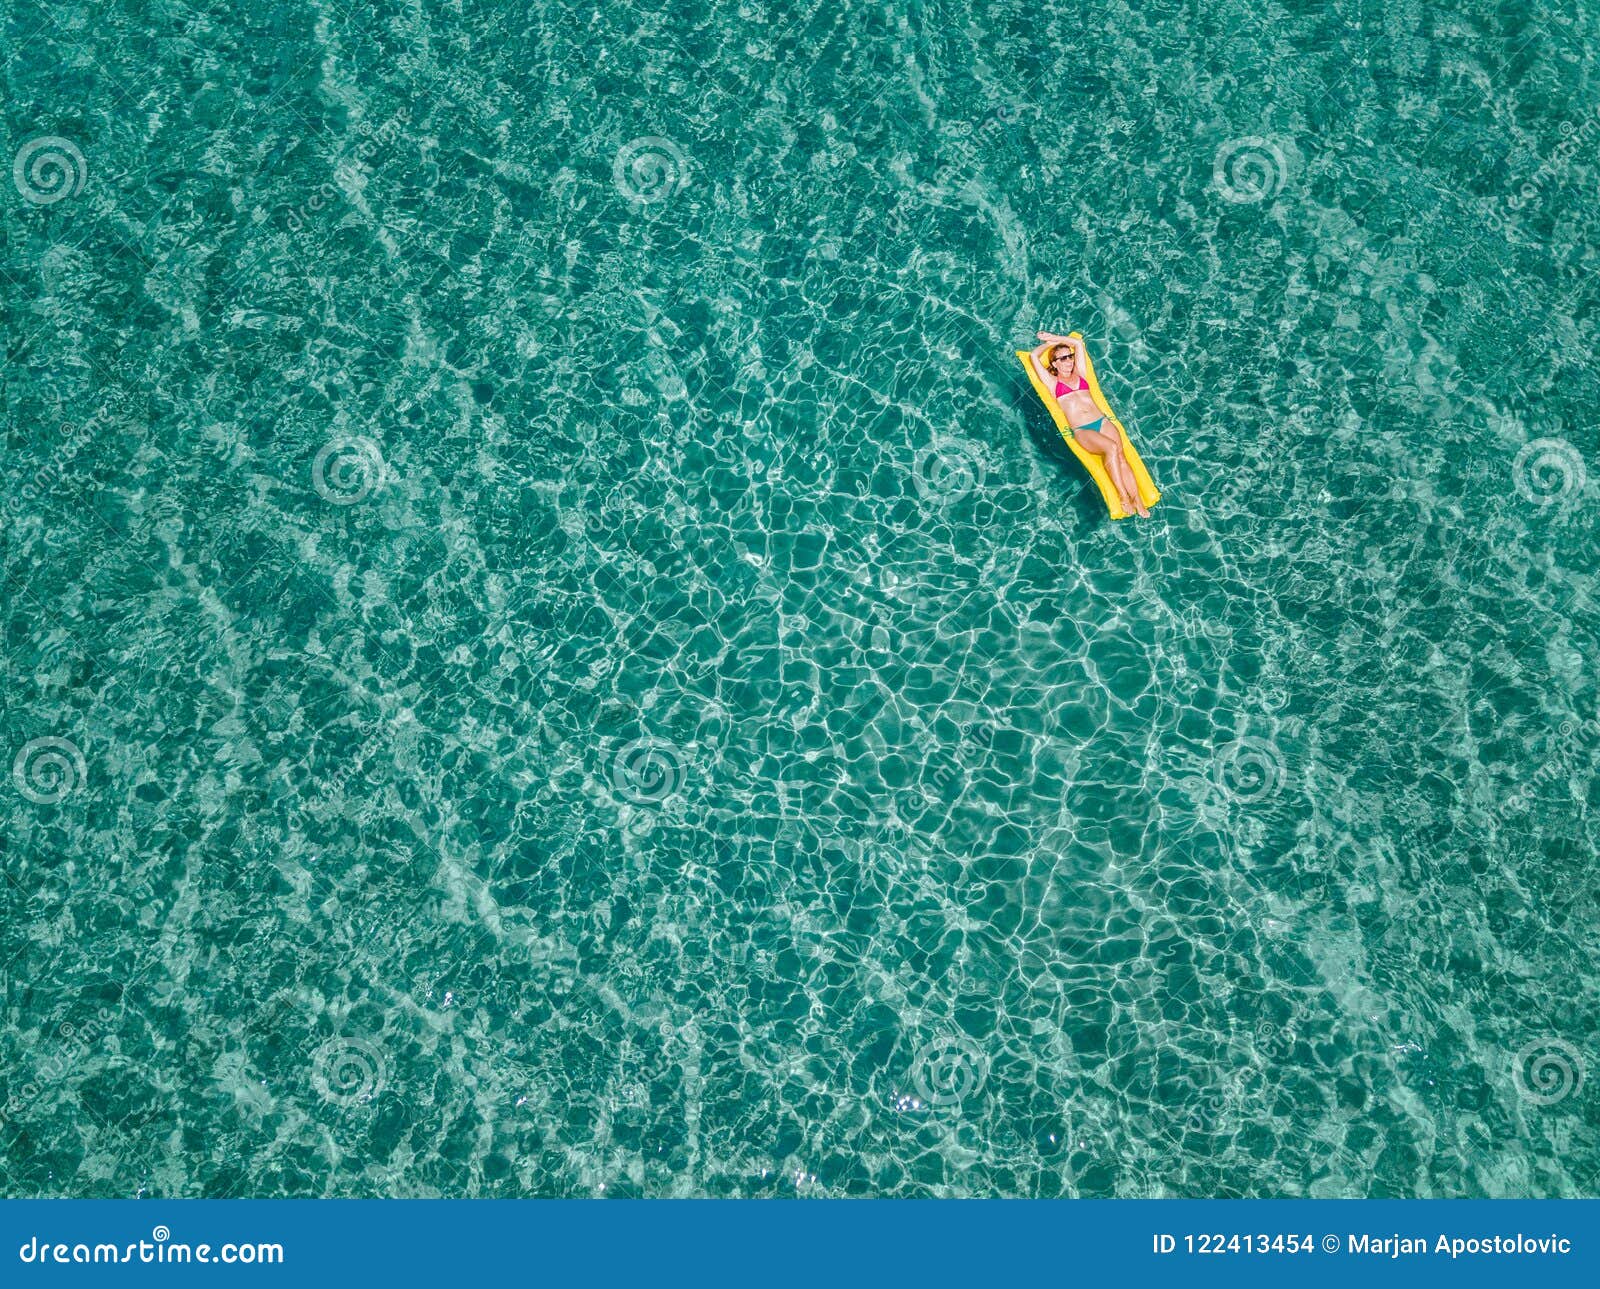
[
  {"left": 1074, "top": 426, "right": 1142, "bottom": 514},
  {"left": 1113, "top": 450, "right": 1148, "bottom": 516},
  {"left": 1092, "top": 427, "right": 1149, "bottom": 517}
]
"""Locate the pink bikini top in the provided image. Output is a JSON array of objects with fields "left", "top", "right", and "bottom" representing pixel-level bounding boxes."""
[{"left": 1054, "top": 376, "right": 1088, "bottom": 397}]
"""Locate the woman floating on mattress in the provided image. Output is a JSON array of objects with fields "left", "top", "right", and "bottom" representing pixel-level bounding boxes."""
[{"left": 1028, "top": 331, "right": 1151, "bottom": 518}]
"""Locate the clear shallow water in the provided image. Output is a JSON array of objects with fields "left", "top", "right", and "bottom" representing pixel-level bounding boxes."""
[{"left": 2, "top": 0, "right": 1597, "bottom": 1197}]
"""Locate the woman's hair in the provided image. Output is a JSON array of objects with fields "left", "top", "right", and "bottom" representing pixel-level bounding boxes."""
[{"left": 1048, "top": 343, "right": 1074, "bottom": 367}]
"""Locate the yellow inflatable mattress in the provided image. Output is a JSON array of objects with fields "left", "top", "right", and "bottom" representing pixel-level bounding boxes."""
[{"left": 1017, "top": 334, "right": 1161, "bottom": 519}]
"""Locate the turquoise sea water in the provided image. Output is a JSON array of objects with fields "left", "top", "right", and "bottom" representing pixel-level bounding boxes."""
[{"left": 2, "top": 0, "right": 1597, "bottom": 1198}]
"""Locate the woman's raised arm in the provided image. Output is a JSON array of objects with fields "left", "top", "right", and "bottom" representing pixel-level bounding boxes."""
[{"left": 1028, "top": 341, "right": 1055, "bottom": 385}]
